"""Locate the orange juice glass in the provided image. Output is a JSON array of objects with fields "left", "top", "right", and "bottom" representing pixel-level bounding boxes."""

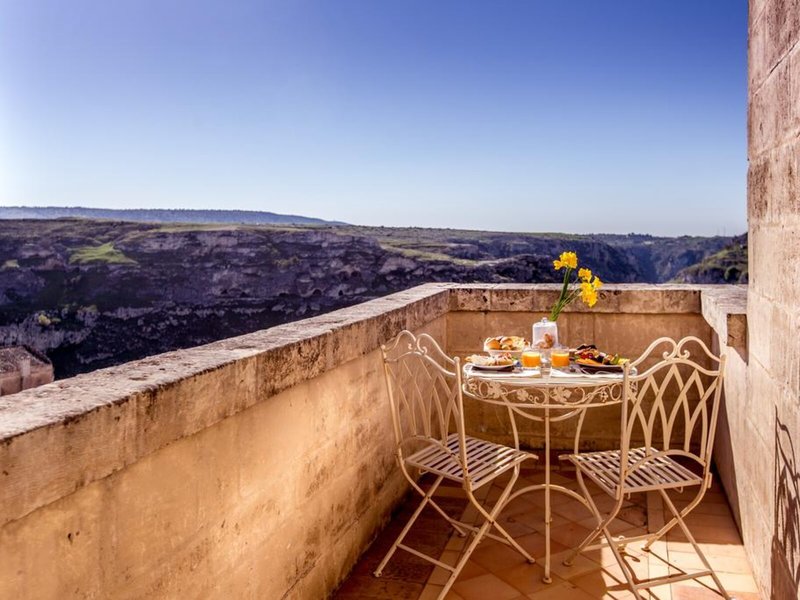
[
  {"left": 551, "top": 349, "right": 570, "bottom": 368},
  {"left": 521, "top": 350, "right": 541, "bottom": 368}
]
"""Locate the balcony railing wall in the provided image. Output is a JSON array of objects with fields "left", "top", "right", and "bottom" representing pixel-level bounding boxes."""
[{"left": 0, "top": 284, "right": 746, "bottom": 599}]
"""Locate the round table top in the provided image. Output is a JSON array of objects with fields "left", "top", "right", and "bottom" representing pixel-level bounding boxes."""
[
  {"left": 462, "top": 363, "right": 628, "bottom": 388},
  {"left": 462, "top": 363, "right": 633, "bottom": 408}
]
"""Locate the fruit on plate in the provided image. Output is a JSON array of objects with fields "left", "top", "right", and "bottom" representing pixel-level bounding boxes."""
[
  {"left": 484, "top": 336, "right": 527, "bottom": 352},
  {"left": 572, "top": 344, "right": 629, "bottom": 366},
  {"left": 466, "top": 354, "right": 515, "bottom": 367}
]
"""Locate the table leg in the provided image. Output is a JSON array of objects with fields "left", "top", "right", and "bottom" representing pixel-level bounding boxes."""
[{"left": 543, "top": 408, "right": 552, "bottom": 584}]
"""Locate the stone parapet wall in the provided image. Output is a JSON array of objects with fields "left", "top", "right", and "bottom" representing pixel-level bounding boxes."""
[
  {"left": 0, "top": 346, "right": 54, "bottom": 397},
  {"left": 747, "top": 1, "right": 800, "bottom": 597},
  {"left": 446, "top": 284, "right": 719, "bottom": 451},
  {"left": 0, "top": 284, "right": 745, "bottom": 599},
  {"left": 0, "top": 366, "right": 54, "bottom": 396},
  {"left": 0, "top": 285, "right": 450, "bottom": 599}
]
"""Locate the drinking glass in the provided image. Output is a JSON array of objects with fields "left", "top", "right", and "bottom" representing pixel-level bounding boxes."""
[
  {"left": 521, "top": 350, "right": 542, "bottom": 368},
  {"left": 551, "top": 346, "right": 570, "bottom": 369}
]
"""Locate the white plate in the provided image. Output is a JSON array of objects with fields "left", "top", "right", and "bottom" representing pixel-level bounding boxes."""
[
  {"left": 468, "top": 362, "right": 516, "bottom": 371},
  {"left": 484, "top": 347, "right": 525, "bottom": 358},
  {"left": 574, "top": 362, "right": 624, "bottom": 374}
]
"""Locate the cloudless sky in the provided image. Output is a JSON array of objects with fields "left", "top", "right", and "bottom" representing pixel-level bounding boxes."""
[{"left": 0, "top": 1, "right": 747, "bottom": 235}]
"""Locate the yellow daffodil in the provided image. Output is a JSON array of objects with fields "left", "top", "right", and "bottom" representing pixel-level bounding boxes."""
[
  {"left": 553, "top": 251, "right": 578, "bottom": 271},
  {"left": 580, "top": 282, "right": 598, "bottom": 307},
  {"left": 548, "top": 251, "right": 602, "bottom": 319}
]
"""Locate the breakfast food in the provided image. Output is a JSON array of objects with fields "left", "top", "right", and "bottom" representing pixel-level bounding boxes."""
[
  {"left": 572, "top": 344, "right": 629, "bottom": 367},
  {"left": 484, "top": 336, "right": 527, "bottom": 352},
  {"left": 466, "top": 354, "right": 515, "bottom": 367},
  {"left": 534, "top": 332, "right": 556, "bottom": 350}
]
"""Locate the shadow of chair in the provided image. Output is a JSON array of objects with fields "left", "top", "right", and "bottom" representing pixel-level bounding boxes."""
[{"left": 771, "top": 411, "right": 800, "bottom": 599}]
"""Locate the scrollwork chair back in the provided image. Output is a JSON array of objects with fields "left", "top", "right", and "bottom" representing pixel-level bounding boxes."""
[
  {"left": 622, "top": 335, "right": 726, "bottom": 489},
  {"left": 381, "top": 330, "right": 468, "bottom": 477}
]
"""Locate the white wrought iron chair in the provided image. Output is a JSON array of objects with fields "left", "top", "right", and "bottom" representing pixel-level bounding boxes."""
[
  {"left": 374, "top": 330, "right": 538, "bottom": 599},
  {"left": 561, "top": 336, "right": 730, "bottom": 599}
]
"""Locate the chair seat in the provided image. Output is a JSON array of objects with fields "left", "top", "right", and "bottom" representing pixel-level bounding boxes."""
[
  {"left": 406, "top": 433, "right": 533, "bottom": 489},
  {"left": 566, "top": 447, "right": 704, "bottom": 495}
]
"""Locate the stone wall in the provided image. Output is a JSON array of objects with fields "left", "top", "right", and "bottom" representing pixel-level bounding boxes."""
[
  {"left": 446, "top": 285, "right": 716, "bottom": 450},
  {"left": 0, "top": 286, "right": 450, "bottom": 600},
  {"left": 701, "top": 286, "right": 749, "bottom": 528},
  {"left": 747, "top": 1, "right": 800, "bottom": 597},
  {"left": 0, "top": 346, "right": 54, "bottom": 396},
  {"left": 0, "top": 284, "right": 746, "bottom": 599}
]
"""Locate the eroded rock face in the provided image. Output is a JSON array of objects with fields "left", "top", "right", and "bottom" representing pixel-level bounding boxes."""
[{"left": 0, "top": 219, "right": 736, "bottom": 377}]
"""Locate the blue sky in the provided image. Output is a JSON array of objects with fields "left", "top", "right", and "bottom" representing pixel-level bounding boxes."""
[{"left": 0, "top": 1, "right": 747, "bottom": 235}]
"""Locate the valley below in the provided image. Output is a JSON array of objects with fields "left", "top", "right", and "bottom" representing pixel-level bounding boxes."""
[{"left": 0, "top": 218, "right": 746, "bottom": 378}]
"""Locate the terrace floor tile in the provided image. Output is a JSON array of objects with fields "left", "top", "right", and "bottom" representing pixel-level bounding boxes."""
[{"left": 333, "top": 468, "right": 761, "bottom": 599}]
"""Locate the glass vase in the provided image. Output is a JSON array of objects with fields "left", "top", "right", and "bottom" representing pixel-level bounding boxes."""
[{"left": 532, "top": 318, "right": 559, "bottom": 351}]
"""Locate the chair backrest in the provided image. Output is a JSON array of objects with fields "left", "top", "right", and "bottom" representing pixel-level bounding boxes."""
[
  {"left": 381, "top": 330, "right": 467, "bottom": 465},
  {"left": 621, "top": 336, "right": 726, "bottom": 479}
]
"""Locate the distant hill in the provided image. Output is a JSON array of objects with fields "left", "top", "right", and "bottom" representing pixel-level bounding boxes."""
[
  {"left": 0, "top": 206, "right": 345, "bottom": 226},
  {"left": 0, "top": 217, "right": 745, "bottom": 378},
  {"left": 672, "top": 234, "right": 748, "bottom": 284}
]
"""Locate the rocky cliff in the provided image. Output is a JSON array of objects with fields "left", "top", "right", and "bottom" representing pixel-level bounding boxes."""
[
  {"left": 672, "top": 234, "right": 748, "bottom": 284},
  {"left": 0, "top": 219, "right": 739, "bottom": 377}
]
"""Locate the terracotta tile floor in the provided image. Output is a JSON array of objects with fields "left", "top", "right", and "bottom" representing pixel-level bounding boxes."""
[{"left": 335, "top": 462, "right": 761, "bottom": 600}]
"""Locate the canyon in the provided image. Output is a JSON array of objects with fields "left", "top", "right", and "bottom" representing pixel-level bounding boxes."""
[{"left": 0, "top": 218, "right": 742, "bottom": 378}]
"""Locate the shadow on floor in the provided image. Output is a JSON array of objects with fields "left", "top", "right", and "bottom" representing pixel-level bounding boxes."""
[
  {"left": 334, "top": 462, "right": 759, "bottom": 600},
  {"left": 333, "top": 480, "right": 467, "bottom": 600}
]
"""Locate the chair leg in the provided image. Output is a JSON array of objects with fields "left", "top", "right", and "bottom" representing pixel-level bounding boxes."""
[
  {"left": 658, "top": 489, "right": 731, "bottom": 599},
  {"left": 597, "top": 489, "right": 731, "bottom": 600},
  {"left": 438, "top": 518, "right": 492, "bottom": 599},
  {"left": 563, "top": 470, "right": 623, "bottom": 566},
  {"left": 438, "top": 481, "right": 534, "bottom": 600},
  {"left": 374, "top": 475, "right": 446, "bottom": 577},
  {"left": 642, "top": 483, "right": 705, "bottom": 551},
  {"left": 480, "top": 462, "right": 535, "bottom": 563},
  {"left": 425, "top": 496, "right": 468, "bottom": 538},
  {"left": 376, "top": 462, "right": 537, "bottom": 595},
  {"left": 488, "top": 520, "right": 536, "bottom": 564},
  {"left": 602, "top": 525, "right": 646, "bottom": 600}
]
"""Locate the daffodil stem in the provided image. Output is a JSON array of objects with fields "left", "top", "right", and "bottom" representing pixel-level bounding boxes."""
[{"left": 549, "top": 268, "right": 578, "bottom": 321}]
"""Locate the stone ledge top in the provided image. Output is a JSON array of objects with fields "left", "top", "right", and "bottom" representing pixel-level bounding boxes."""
[
  {"left": 0, "top": 284, "right": 729, "bottom": 444},
  {"left": 449, "top": 283, "right": 712, "bottom": 314},
  {"left": 0, "top": 283, "right": 453, "bottom": 527},
  {"left": 0, "top": 283, "right": 453, "bottom": 443},
  {"left": 700, "top": 285, "right": 748, "bottom": 357}
]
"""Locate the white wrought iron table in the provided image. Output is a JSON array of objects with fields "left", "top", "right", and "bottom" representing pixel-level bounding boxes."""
[{"left": 462, "top": 364, "right": 630, "bottom": 583}]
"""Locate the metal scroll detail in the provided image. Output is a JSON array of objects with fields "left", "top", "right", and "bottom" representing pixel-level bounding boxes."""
[{"left": 463, "top": 375, "right": 632, "bottom": 409}]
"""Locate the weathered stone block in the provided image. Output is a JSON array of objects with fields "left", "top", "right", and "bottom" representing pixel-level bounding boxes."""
[
  {"left": 701, "top": 286, "right": 748, "bottom": 357},
  {"left": 763, "top": 0, "right": 800, "bottom": 79},
  {"left": 448, "top": 285, "right": 491, "bottom": 312},
  {"left": 749, "top": 58, "right": 791, "bottom": 160},
  {"left": 749, "top": 4, "right": 768, "bottom": 91},
  {"left": 791, "top": 43, "right": 800, "bottom": 132},
  {"left": 446, "top": 311, "right": 487, "bottom": 353},
  {"left": 748, "top": 152, "right": 771, "bottom": 221},
  {"left": 489, "top": 285, "right": 539, "bottom": 312},
  {"left": 484, "top": 312, "right": 544, "bottom": 343}
]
